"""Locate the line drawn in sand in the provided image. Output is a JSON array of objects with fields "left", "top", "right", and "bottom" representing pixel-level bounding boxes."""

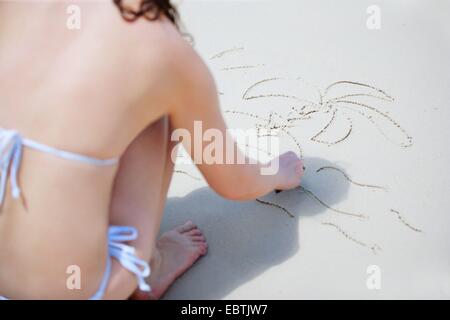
[
  {"left": 322, "top": 222, "right": 382, "bottom": 255},
  {"left": 309, "top": 109, "right": 353, "bottom": 146},
  {"left": 210, "top": 47, "right": 245, "bottom": 60},
  {"left": 256, "top": 198, "right": 295, "bottom": 218},
  {"left": 316, "top": 166, "right": 386, "bottom": 191},
  {"left": 209, "top": 47, "right": 264, "bottom": 94},
  {"left": 222, "top": 64, "right": 265, "bottom": 71},
  {"left": 243, "top": 77, "right": 319, "bottom": 107},
  {"left": 255, "top": 185, "right": 368, "bottom": 220},
  {"left": 174, "top": 170, "right": 202, "bottom": 181},
  {"left": 296, "top": 186, "right": 368, "bottom": 220},
  {"left": 390, "top": 209, "right": 423, "bottom": 233}
]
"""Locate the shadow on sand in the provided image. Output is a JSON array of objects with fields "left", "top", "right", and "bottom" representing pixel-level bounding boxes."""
[{"left": 160, "top": 156, "right": 351, "bottom": 299}]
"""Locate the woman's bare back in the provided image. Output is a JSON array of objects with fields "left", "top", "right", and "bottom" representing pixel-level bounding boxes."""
[
  {"left": 0, "top": 0, "right": 303, "bottom": 300},
  {"left": 0, "top": 2, "right": 179, "bottom": 298}
]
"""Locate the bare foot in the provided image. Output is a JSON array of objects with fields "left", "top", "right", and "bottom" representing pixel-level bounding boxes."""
[{"left": 132, "top": 221, "right": 208, "bottom": 300}]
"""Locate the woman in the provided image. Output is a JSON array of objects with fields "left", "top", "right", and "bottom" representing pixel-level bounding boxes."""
[{"left": 0, "top": 0, "right": 303, "bottom": 299}]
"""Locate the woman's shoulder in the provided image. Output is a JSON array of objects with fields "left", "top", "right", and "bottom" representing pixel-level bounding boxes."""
[
  {"left": 104, "top": 15, "right": 203, "bottom": 86},
  {"left": 117, "top": 18, "right": 214, "bottom": 99},
  {"left": 91, "top": 10, "right": 215, "bottom": 113},
  {"left": 103, "top": 13, "right": 191, "bottom": 67}
]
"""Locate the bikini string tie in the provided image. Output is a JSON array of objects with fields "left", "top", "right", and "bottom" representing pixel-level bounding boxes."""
[
  {"left": 108, "top": 226, "right": 151, "bottom": 292},
  {"left": 0, "top": 130, "right": 25, "bottom": 207}
]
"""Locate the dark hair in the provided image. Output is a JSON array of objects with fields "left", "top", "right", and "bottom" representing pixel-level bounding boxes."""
[{"left": 113, "top": 0, "right": 179, "bottom": 28}]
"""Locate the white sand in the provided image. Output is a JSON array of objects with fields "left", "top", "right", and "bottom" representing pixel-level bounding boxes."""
[{"left": 161, "top": 0, "right": 450, "bottom": 299}]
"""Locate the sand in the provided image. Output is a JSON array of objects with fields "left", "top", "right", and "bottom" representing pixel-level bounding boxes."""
[{"left": 160, "top": 0, "right": 450, "bottom": 299}]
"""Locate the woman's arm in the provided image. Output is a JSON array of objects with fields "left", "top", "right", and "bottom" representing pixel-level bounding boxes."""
[{"left": 167, "top": 42, "right": 303, "bottom": 200}]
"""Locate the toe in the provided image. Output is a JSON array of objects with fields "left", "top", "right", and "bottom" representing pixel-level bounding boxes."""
[
  {"left": 176, "top": 221, "right": 197, "bottom": 233},
  {"left": 186, "top": 229, "right": 202, "bottom": 236},
  {"left": 191, "top": 235, "right": 206, "bottom": 242},
  {"left": 193, "top": 241, "right": 208, "bottom": 252},
  {"left": 199, "top": 243, "right": 208, "bottom": 255}
]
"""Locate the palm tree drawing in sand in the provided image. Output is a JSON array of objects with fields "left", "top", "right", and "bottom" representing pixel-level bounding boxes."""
[
  {"left": 236, "top": 77, "right": 413, "bottom": 149},
  {"left": 185, "top": 47, "right": 421, "bottom": 254}
]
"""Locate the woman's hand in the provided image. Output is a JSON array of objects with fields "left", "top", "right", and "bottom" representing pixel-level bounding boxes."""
[{"left": 272, "top": 151, "right": 304, "bottom": 191}]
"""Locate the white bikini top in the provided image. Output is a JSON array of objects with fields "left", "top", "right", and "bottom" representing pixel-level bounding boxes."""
[{"left": 0, "top": 127, "right": 119, "bottom": 206}]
